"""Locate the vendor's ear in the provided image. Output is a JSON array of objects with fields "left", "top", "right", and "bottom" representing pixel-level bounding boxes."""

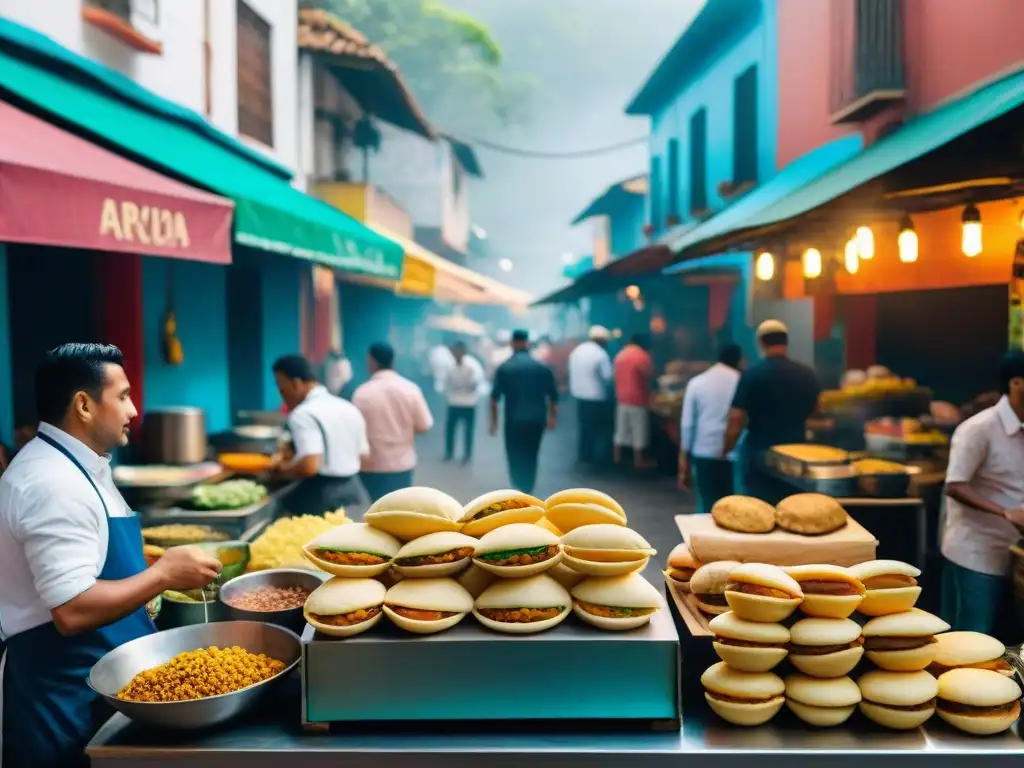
[{"left": 72, "top": 389, "right": 95, "bottom": 422}]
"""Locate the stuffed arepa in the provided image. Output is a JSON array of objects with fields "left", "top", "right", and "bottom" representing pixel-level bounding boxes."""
[
  {"left": 473, "top": 573, "right": 571, "bottom": 634},
  {"left": 304, "top": 577, "right": 386, "bottom": 638},
  {"left": 302, "top": 523, "right": 400, "bottom": 577},
  {"left": 547, "top": 562, "right": 586, "bottom": 591},
  {"left": 472, "top": 523, "right": 563, "bottom": 577},
  {"left": 382, "top": 577, "right": 473, "bottom": 634},
  {"left": 459, "top": 490, "right": 545, "bottom": 537},
  {"left": 392, "top": 531, "right": 478, "bottom": 578},
  {"left": 364, "top": 487, "right": 463, "bottom": 541},
  {"left": 561, "top": 524, "right": 656, "bottom": 576},
  {"left": 570, "top": 573, "right": 662, "bottom": 630},
  {"left": 544, "top": 488, "right": 626, "bottom": 532}
]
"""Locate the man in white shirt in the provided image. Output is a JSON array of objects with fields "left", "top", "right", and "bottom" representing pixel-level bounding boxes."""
[
  {"left": 272, "top": 355, "right": 371, "bottom": 514},
  {"left": 323, "top": 345, "right": 353, "bottom": 397},
  {"left": 428, "top": 341, "right": 456, "bottom": 394},
  {"left": 679, "top": 344, "right": 743, "bottom": 515},
  {"left": 941, "top": 351, "right": 1024, "bottom": 635},
  {"left": 0, "top": 343, "right": 221, "bottom": 767},
  {"left": 568, "top": 325, "right": 613, "bottom": 468},
  {"left": 443, "top": 341, "right": 485, "bottom": 464}
]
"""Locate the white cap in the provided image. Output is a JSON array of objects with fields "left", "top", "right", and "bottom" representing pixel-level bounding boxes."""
[
  {"left": 589, "top": 325, "right": 611, "bottom": 341},
  {"left": 755, "top": 319, "right": 788, "bottom": 340},
  {"left": 496, "top": 329, "right": 511, "bottom": 343}
]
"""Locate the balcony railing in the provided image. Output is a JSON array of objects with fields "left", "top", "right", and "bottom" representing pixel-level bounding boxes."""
[{"left": 830, "top": 0, "right": 905, "bottom": 123}]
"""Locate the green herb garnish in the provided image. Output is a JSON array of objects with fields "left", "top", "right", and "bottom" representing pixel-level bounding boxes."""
[
  {"left": 478, "top": 545, "right": 548, "bottom": 561},
  {"left": 314, "top": 547, "right": 388, "bottom": 557}
]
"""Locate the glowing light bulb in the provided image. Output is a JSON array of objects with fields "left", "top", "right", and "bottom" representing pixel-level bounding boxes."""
[
  {"left": 625, "top": 284, "right": 641, "bottom": 300},
  {"left": 856, "top": 226, "right": 874, "bottom": 260},
  {"left": 844, "top": 238, "right": 859, "bottom": 274},
  {"left": 898, "top": 215, "right": 918, "bottom": 263},
  {"left": 802, "top": 248, "right": 822, "bottom": 279},
  {"left": 961, "top": 205, "right": 982, "bottom": 257},
  {"left": 755, "top": 251, "right": 775, "bottom": 281}
]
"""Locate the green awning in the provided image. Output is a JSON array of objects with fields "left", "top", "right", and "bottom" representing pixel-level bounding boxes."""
[{"left": 0, "top": 18, "right": 404, "bottom": 279}]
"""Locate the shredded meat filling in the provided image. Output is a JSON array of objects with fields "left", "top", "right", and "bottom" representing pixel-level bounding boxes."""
[
  {"left": 706, "top": 691, "right": 782, "bottom": 705},
  {"left": 863, "top": 636, "right": 935, "bottom": 651},
  {"left": 388, "top": 606, "right": 458, "bottom": 622},
  {"left": 797, "top": 580, "right": 861, "bottom": 596},
  {"left": 478, "top": 544, "right": 559, "bottom": 567},
  {"left": 938, "top": 699, "right": 1019, "bottom": 716},
  {"left": 726, "top": 582, "right": 797, "bottom": 600},
  {"left": 863, "top": 697, "right": 936, "bottom": 712},
  {"left": 788, "top": 638, "right": 863, "bottom": 656},
  {"left": 714, "top": 637, "right": 786, "bottom": 649},
  {"left": 310, "top": 605, "right": 381, "bottom": 626},
  {"left": 862, "top": 574, "right": 918, "bottom": 590},
  {"left": 574, "top": 600, "right": 656, "bottom": 619},
  {"left": 478, "top": 607, "right": 563, "bottom": 623},
  {"left": 313, "top": 550, "right": 388, "bottom": 566},
  {"left": 394, "top": 547, "right": 474, "bottom": 567},
  {"left": 695, "top": 593, "right": 729, "bottom": 606},
  {"left": 472, "top": 499, "right": 532, "bottom": 520}
]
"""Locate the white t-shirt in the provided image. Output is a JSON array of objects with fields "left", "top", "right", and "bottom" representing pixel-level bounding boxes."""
[
  {"left": 445, "top": 355, "right": 485, "bottom": 407},
  {"left": 288, "top": 386, "right": 369, "bottom": 477},
  {"left": 681, "top": 363, "right": 741, "bottom": 459},
  {"left": 568, "top": 340, "right": 612, "bottom": 401},
  {"left": 428, "top": 345, "right": 455, "bottom": 392},
  {"left": 0, "top": 423, "right": 133, "bottom": 639}
]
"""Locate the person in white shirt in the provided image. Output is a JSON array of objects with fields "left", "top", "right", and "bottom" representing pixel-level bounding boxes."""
[
  {"left": 272, "top": 355, "right": 371, "bottom": 514},
  {"left": 567, "top": 325, "right": 613, "bottom": 467},
  {"left": 443, "top": 341, "right": 485, "bottom": 464},
  {"left": 678, "top": 344, "right": 743, "bottom": 515},
  {"left": 941, "top": 351, "right": 1024, "bottom": 635},
  {"left": 0, "top": 343, "right": 221, "bottom": 767},
  {"left": 428, "top": 341, "right": 456, "bottom": 395},
  {"left": 323, "top": 345, "right": 353, "bottom": 397}
]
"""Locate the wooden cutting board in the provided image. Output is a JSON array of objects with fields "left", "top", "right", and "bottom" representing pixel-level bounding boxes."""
[
  {"left": 664, "top": 576, "right": 713, "bottom": 638},
  {"left": 675, "top": 513, "right": 878, "bottom": 567}
]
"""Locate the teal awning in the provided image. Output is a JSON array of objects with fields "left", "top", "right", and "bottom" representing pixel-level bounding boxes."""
[{"left": 0, "top": 18, "right": 404, "bottom": 279}]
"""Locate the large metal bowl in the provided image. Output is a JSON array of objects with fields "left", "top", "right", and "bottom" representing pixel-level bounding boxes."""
[
  {"left": 88, "top": 621, "right": 300, "bottom": 729},
  {"left": 218, "top": 568, "right": 327, "bottom": 633}
]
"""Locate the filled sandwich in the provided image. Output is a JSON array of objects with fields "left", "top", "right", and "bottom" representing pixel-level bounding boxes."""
[
  {"left": 664, "top": 542, "right": 701, "bottom": 592},
  {"left": 928, "top": 631, "right": 1013, "bottom": 677},
  {"left": 535, "top": 516, "right": 563, "bottom": 536},
  {"left": 561, "top": 524, "right": 656, "bottom": 576},
  {"left": 847, "top": 560, "right": 921, "bottom": 616},
  {"left": 302, "top": 523, "right": 400, "bottom": 578},
  {"left": 382, "top": 577, "right": 473, "bottom": 634},
  {"left": 857, "top": 669, "right": 938, "bottom": 730},
  {"left": 364, "top": 487, "right": 463, "bottom": 541},
  {"left": 472, "top": 523, "right": 563, "bottom": 577},
  {"left": 708, "top": 611, "right": 790, "bottom": 672},
  {"left": 544, "top": 488, "right": 627, "bottom": 532},
  {"left": 784, "top": 674, "right": 861, "bottom": 727},
  {"left": 304, "top": 577, "right": 387, "bottom": 638},
  {"left": 862, "top": 608, "right": 951, "bottom": 672},
  {"left": 547, "top": 562, "right": 586, "bottom": 591},
  {"left": 787, "top": 617, "right": 864, "bottom": 678},
  {"left": 473, "top": 573, "right": 571, "bottom": 634},
  {"left": 701, "top": 661, "right": 785, "bottom": 726},
  {"left": 455, "top": 563, "right": 497, "bottom": 599},
  {"left": 459, "top": 490, "right": 545, "bottom": 537},
  {"left": 690, "top": 561, "right": 740, "bottom": 616},
  {"left": 724, "top": 563, "right": 804, "bottom": 623},
  {"left": 570, "top": 573, "right": 662, "bottom": 630},
  {"left": 785, "top": 564, "right": 865, "bottom": 619},
  {"left": 391, "top": 531, "right": 479, "bottom": 578},
  {"left": 935, "top": 668, "right": 1022, "bottom": 735}
]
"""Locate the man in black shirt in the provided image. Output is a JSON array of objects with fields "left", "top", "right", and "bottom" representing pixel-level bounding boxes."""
[
  {"left": 490, "top": 330, "right": 559, "bottom": 494},
  {"left": 724, "top": 320, "right": 821, "bottom": 504}
]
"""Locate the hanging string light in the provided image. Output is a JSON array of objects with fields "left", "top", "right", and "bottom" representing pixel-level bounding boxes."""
[
  {"left": 844, "top": 238, "right": 859, "bottom": 274},
  {"left": 802, "top": 247, "right": 822, "bottom": 279},
  {"left": 755, "top": 251, "right": 775, "bottom": 281},
  {"left": 898, "top": 215, "right": 918, "bottom": 263},
  {"left": 855, "top": 226, "right": 875, "bottom": 260},
  {"left": 961, "top": 204, "right": 982, "bottom": 257}
]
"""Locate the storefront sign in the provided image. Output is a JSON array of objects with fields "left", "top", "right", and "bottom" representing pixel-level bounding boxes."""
[{"left": 99, "top": 198, "right": 191, "bottom": 248}]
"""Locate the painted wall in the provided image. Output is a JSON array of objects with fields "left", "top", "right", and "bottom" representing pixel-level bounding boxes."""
[
  {"left": 608, "top": 194, "right": 647, "bottom": 258},
  {"left": 259, "top": 260, "right": 301, "bottom": 410},
  {"left": 142, "top": 256, "right": 231, "bottom": 433}
]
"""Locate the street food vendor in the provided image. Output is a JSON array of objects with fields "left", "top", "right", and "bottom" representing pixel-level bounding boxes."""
[
  {"left": 0, "top": 343, "right": 223, "bottom": 768},
  {"left": 723, "top": 320, "right": 821, "bottom": 504},
  {"left": 271, "top": 355, "right": 371, "bottom": 514}
]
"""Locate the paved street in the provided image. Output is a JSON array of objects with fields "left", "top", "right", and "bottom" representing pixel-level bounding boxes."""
[{"left": 411, "top": 398, "right": 694, "bottom": 574}]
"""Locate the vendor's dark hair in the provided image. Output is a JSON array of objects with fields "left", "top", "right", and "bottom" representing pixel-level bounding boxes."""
[
  {"left": 272, "top": 355, "right": 317, "bottom": 382},
  {"left": 369, "top": 342, "right": 395, "bottom": 369},
  {"left": 718, "top": 343, "right": 743, "bottom": 368},
  {"left": 760, "top": 331, "right": 788, "bottom": 348},
  {"left": 35, "top": 343, "right": 124, "bottom": 425},
  {"left": 998, "top": 351, "right": 1024, "bottom": 394}
]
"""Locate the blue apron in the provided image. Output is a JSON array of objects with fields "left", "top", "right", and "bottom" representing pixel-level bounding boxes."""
[{"left": 2, "top": 434, "right": 155, "bottom": 768}]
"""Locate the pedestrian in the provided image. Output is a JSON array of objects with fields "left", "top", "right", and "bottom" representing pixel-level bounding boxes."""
[
  {"left": 270, "top": 354, "right": 371, "bottom": 515},
  {"left": 323, "top": 344, "right": 353, "bottom": 397},
  {"left": 613, "top": 332, "right": 656, "bottom": 470},
  {"left": 941, "top": 351, "right": 1024, "bottom": 635},
  {"left": 428, "top": 337, "right": 456, "bottom": 395},
  {"left": 490, "top": 330, "right": 559, "bottom": 494},
  {"left": 724, "top": 320, "right": 820, "bottom": 504},
  {"left": 678, "top": 343, "right": 744, "bottom": 514},
  {"left": 568, "top": 325, "right": 613, "bottom": 468},
  {"left": 0, "top": 343, "right": 221, "bottom": 767},
  {"left": 443, "top": 341, "right": 484, "bottom": 464},
  {"left": 353, "top": 342, "right": 433, "bottom": 502}
]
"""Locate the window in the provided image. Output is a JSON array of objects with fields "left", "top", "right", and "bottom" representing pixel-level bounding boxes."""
[
  {"left": 90, "top": 0, "right": 132, "bottom": 21},
  {"left": 689, "top": 108, "right": 708, "bottom": 214},
  {"left": 649, "top": 156, "right": 662, "bottom": 233},
  {"left": 829, "top": 0, "right": 905, "bottom": 123},
  {"left": 237, "top": 0, "right": 274, "bottom": 147},
  {"left": 733, "top": 65, "right": 758, "bottom": 184},
  {"left": 666, "top": 138, "right": 680, "bottom": 218}
]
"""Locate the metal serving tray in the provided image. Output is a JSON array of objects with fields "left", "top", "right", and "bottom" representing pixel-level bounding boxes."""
[
  {"left": 300, "top": 599, "right": 680, "bottom": 730},
  {"left": 766, "top": 446, "right": 851, "bottom": 479}
]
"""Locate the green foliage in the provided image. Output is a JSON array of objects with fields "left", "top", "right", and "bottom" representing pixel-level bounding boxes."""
[{"left": 306, "top": 0, "right": 532, "bottom": 129}]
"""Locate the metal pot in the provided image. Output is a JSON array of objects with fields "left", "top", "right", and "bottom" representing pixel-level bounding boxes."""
[{"left": 141, "top": 407, "right": 208, "bottom": 465}]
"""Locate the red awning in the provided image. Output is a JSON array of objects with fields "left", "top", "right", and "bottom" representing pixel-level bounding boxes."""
[{"left": 0, "top": 101, "right": 233, "bottom": 263}]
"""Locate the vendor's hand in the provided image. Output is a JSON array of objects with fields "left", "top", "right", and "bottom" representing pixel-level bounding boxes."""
[
  {"left": 1004, "top": 507, "right": 1024, "bottom": 528},
  {"left": 153, "top": 546, "right": 222, "bottom": 590},
  {"left": 677, "top": 455, "right": 691, "bottom": 491}
]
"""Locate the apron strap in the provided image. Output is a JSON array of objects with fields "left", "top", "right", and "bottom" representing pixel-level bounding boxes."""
[
  {"left": 307, "top": 414, "right": 331, "bottom": 468},
  {"left": 36, "top": 433, "right": 110, "bottom": 517}
]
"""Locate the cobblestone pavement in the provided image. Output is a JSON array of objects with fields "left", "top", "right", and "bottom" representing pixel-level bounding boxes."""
[{"left": 410, "top": 398, "right": 695, "bottom": 576}]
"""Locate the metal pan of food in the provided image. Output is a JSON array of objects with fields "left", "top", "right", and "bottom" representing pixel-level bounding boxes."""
[
  {"left": 766, "top": 443, "right": 851, "bottom": 477},
  {"left": 854, "top": 459, "right": 920, "bottom": 499},
  {"left": 114, "top": 463, "right": 226, "bottom": 506},
  {"left": 88, "top": 621, "right": 301, "bottom": 729}
]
